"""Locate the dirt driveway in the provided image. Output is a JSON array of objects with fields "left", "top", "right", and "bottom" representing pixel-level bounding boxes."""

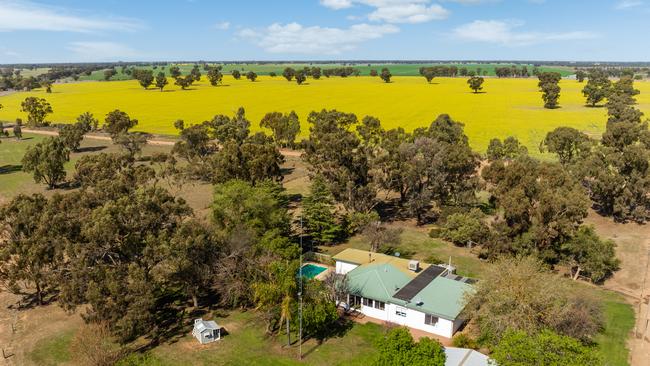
[{"left": 586, "top": 212, "right": 650, "bottom": 365}]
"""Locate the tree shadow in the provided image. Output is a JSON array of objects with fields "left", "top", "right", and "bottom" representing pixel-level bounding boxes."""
[
  {"left": 0, "top": 165, "right": 22, "bottom": 174},
  {"left": 300, "top": 318, "right": 354, "bottom": 358},
  {"left": 584, "top": 104, "right": 605, "bottom": 108},
  {"left": 76, "top": 145, "right": 107, "bottom": 153},
  {"left": 470, "top": 91, "right": 487, "bottom": 94}
]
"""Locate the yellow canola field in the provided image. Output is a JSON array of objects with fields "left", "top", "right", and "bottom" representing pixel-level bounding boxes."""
[{"left": 1, "top": 76, "right": 650, "bottom": 153}]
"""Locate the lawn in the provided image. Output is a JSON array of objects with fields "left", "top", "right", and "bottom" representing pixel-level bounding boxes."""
[
  {"left": 25, "top": 310, "right": 384, "bottom": 366},
  {"left": 3, "top": 76, "right": 643, "bottom": 155}
]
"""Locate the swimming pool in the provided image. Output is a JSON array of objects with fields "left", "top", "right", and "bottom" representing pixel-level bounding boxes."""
[{"left": 301, "top": 264, "right": 327, "bottom": 279}]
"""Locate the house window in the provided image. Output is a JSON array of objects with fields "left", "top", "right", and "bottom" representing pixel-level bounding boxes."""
[
  {"left": 363, "top": 297, "right": 373, "bottom": 307},
  {"left": 425, "top": 314, "right": 439, "bottom": 326},
  {"left": 374, "top": 301, "right": 385, "bottom": 310},
  {"left": 395, "top": 307, "right": 407, "bottom": 317},
  {"left": 349, "top": 294, "right": 362, "bottom": 307}
]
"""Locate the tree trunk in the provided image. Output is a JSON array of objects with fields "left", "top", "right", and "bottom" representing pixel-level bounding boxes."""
[
  {"left": 35, "top": 281, "right": 43, "bottom": 305},
  {"left": 572, "top": 266, "right": 581, "bottom": 281},
  {"left": 286, "top": 317, "right": 291, "bottom": 346},
  {"left": 192, "top": 294, "right": 198, "bottom": 308}
]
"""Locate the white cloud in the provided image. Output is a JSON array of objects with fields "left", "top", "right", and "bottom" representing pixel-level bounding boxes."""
[
  {"left": 238, "top": 22, "right": 399, "bottom": 55},
  {"left": 214, "top": 21, "right": 230, "bottom": 30},
  {"left": 453, "top": 20, "right": 597, "bottom": 46},
  {"left": 67, "top": 41, "right": 139, "bottom": 60},
  {"left": 615, "top": 0, "right": 643, "bottom": 9},
  {"left": 320, "top": 0, "right": 354, "bottom": 9},
  {"left": 320, "top": 0, "right": 450, "bottom": 23},
  {"left": 368, "top": 3, "right": 448, "bottom": 23},
  {"left": 0, "top": 1, "right": 143, "bottom": 33}
]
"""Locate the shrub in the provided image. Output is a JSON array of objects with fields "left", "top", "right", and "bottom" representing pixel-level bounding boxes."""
[
  {"left": 70, "top": 322, "right": 125, "bottom": 366},
  {"left": 440, "top": 209, "right": 489, "bottom": 246}
]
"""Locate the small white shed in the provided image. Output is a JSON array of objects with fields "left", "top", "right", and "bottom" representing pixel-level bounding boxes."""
[{"left": 192, "top": 318, "right": 221, "bottom": 344}]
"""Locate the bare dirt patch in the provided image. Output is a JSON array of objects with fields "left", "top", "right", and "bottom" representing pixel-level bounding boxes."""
[
  {"left": 0, "top": 291, "right": 83, "bottom": 366},
  {"left": 586, "top": 211, "right": 650, "bottom": 365}
]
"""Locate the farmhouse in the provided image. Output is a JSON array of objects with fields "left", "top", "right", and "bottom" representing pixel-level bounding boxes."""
[{"left": 333, "top": 248, "right": 475, "bottom": 338}]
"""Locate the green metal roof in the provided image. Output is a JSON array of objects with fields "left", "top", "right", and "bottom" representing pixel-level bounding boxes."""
[
  {"left": 346, "top": 263, "right": 411, "bottom": 304},
  {"left": 345, "top": 262, "right": 474, "bottom": 320}
]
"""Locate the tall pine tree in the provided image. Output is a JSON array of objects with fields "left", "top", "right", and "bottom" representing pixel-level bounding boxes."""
[{"left": 303, "top": 175, "right": 341, "bottom": 245}]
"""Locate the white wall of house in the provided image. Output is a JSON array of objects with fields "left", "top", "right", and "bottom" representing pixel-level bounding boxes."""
[
  {"left": 335, "top": 261, "right": 358, "bottom": 275},
  {"left": 345, "top": 295, "right": 456, "bottom": 338}
]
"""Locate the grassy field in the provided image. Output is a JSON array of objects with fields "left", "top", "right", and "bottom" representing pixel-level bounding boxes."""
[
  {"left": 3, "top": 76, "right": 646, "bottom": 154},
  {"left": 72, "top": 63, "right": 572, "bottom": 81},
  {"left": 0, "top": 133, "right": 171, "bottom": 200}
]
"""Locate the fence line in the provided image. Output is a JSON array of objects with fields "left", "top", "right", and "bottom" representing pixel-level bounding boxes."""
[{"left": 304, "top": 251, "right": 335, "bottom": 265}]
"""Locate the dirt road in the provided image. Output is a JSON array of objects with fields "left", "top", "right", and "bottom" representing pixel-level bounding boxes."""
[{"left": 20, "top": 128, "right": 302, "bottom": 157}]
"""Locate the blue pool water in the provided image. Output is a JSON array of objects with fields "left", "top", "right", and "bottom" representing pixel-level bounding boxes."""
[{"left": 301, "top": 264, "right": 327, "bottom": 279}]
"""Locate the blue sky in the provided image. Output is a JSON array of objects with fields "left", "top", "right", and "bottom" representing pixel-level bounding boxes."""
[{"left": 0, "top": 0, "right": 648, "bottom": 63}]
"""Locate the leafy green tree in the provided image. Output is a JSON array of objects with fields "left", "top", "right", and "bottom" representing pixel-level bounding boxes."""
[
  {"left": 575, "top": 70, "right": 587, "bottom": 82},
  {"left": 21, "top": 96, "right": 53, "bottom": 126},
  {"left": 190, "top": 65, "right": 202, "bottom": 81},
  {"left": 207, "top": 68, "right": 223, "bottom": 86},
  {"left": 174, "top": 75, "right": 194, "bottom": 89},
  {"left": 154, "top": 72, "right": 168, "bottom": 91},
  {"left": 482, "top": 157, "right": 591, "bottom": 263},
  {"left": 21, "top": 136, "right": 69, "bottom": 188},
  {"left": 0, "top": 194, "right": 62, "bottom": 305},
  {"left": 269, "top": 71, "right": 277, "bottom": 77},
  {"left": 253, "top": 260, "right": 298, "bottom": 342},
  {"left": 76, "top": 112, "right": 99, "bottom": 131},
  {"left": 303, "top": 175, "right": 341, "bottom": 245},
  {"left": 212, "top": 179, "right": 291, "bottom": 239},
  {"left": 246, "top": 71, "right": 257, "bottom": 82},
  {"left": 205, "top": 107, "right": 251, "bottom": 145},
  {"left": 232, "top": 70, "right": 241, "bottom": 80},
  {"left": 300, "top": 279, "right": 340, "bottom": 340},
  {"left": 282, "top": 67, "right": 295, "bottom": 81},
  {"left": 133, "top": 69, "right": 154, "bottom": 89},
  {"left": 491, "top": 330, "right": 602, "bottom": 366},
  {"left": 259, "top": 111, "right": 301, "bottom": 147},
  {"left": 467, "top": 76, "right": 484, "bottom": 93},
  {"left": 486, "top": 136, "right": 527, "bottom": 161},
  {"left": 538, "top": 72, "right": 562, "bottom": 109},
  {"left": 464, "top": 256, "right": 603, "bottom": 344},
  {"left": 374, "top": 327, "right": 446, "bottom": 366},
  {"left": 440, "top": 209, "right": 489, "bottom": 246},
  {"left": 302, "top": 109, "right": 376, "bottom": 212},
  {"left": 369, "top": 69, "right": 378, "bottom": 77},
  {"left": 582, "top": 69, "right": 611, "bottom": 107},
  {"left": 380, "top": 68, "right": 391, "bottom": 83},
  {"left": 13, "top": 120, "right": 22, "bottom": 139},
  {"left": 562, "top": 225, "right": 619, "bottom": 282},
  {"left": 423, "top": 69, "right": 435, "bottom": 83},
  {"left": 311, "top": 67, "right": 322, "bottom": 79},
  {"left": 541, "top": 127, "right": 592, "bottom": 166},
  {"left": 59, "top": 121, "right": 90, "bottom": 152},
  {"left": 113, "top": 132, "right": 148, "bottom": 157},
  {"left": 295, "top": 71, "right": 306, "bottom": 85},
  {"left": 169, "top": 66, "right": 181, "bottom": 79},
  {"left": 160, "top": 220, "right": 220, "bottom": 308},
  {"left": 104, "top": 110, "right": 137, "bottom": 138},
  {"left": 103, "top": 68, "right": 117, "bottom": 81}
]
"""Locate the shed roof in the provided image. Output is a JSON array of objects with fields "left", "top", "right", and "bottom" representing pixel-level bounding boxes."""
[
  {"left": 444, "top": 347, "right": 491, "bottom": 366},
  {"left": 194, "top": 319, "right": 219, "bottom": 333}
]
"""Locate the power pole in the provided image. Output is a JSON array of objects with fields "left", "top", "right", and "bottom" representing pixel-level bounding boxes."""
[{"left": 298, "top": 215, "right": 303, "bottom": 361}]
